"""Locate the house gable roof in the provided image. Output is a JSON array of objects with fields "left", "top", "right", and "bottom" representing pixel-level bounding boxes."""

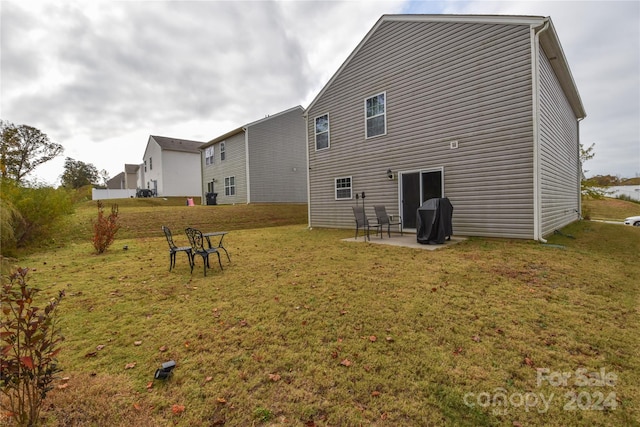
[
  {"left": 150, "top": 135, "right": 204, "bottom": 154},
  {"left": 124, "top": 164, "right": 139, "bottom": 174},
  {"left": 200, "top": 105, "right": 304, "bottom": 149},
  {"left": 304, "top": 14, "right": 585, "bottom": 120}
]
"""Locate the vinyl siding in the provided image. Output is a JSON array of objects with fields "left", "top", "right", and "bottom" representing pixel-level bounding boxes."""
[
  {"left": 538, "top": 47, "right": 580, "bottom": 236},
  {"left": 161, "top": 150, "right": 202, "bottom": 197},
  {"left": 247, "top": 107, "right": 307, "bottom": 202},
  {"left": 307, "top": 20, "right": 535, "bottom": 238},
  {"left": 201, "top": 132, "right": 248, "bottom": 204}
]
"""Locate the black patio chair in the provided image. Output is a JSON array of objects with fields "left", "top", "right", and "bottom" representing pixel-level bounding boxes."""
[
  {"left": 374, "top": 205, "right": 403, "bottom": 238},
  {"left": 352, "top": 206, "right": 381, "bottom": 241},
  {"left": 185, "top": 227, "right": 223, "bottom": 276},
  {"left": 162, "top": 226, "right": 193, "bottom": 272}
]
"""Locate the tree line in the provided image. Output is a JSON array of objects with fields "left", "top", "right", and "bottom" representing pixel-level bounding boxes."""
[{"left": 1, "top": 120, "right": 108, "bottom": 188}]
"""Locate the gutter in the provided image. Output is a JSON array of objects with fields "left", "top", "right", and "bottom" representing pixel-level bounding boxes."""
[
  {"left": 303, "top": 112, "right": 312, "bottom": 229},
  {"left": 531, "top": 18, "right": 550, "bottom": 243},
  {"left": 243, "top": 126, "right": 250, "bottom": 204}
]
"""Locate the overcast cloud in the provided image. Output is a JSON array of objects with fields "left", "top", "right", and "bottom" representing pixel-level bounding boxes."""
[{"left": 1, "top": 0, "right": 638, "bottom": 185}]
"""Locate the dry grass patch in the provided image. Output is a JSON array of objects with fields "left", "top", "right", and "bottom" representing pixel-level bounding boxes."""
[
  {"left": 582, "top": 197, "right": 640, "bottom": 221},
  {"left": 4, "top": 201, "right": 639, "bottom": 426}
]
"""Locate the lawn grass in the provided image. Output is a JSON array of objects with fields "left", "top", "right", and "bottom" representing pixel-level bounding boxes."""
[
  {"left": 2, "top": 200, "right": 639, "bottom": 426},
  {"left": 582, "top": 197, "right": 640, "bottom": 221}
]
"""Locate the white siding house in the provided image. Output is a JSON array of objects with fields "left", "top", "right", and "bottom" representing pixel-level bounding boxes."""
[
  {"left": 200, "top": 106, "right": 307, "bottom": 204},
  {"left": 141, "top": 135, "right": 204, "bottom": 197},
  {"left": 304, "top": 14, "right": 586, "bottom": 240}
]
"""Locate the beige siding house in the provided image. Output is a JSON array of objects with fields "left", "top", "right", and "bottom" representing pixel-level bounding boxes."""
[
  {"left": 141, "top": 135, "right": 204, "bottom": 197},
  {"left": 304, "top": 14, "right": 586, "bottom": 240},
  {"left": 200, "top": 106, "right": 307, "bottom": 204}
]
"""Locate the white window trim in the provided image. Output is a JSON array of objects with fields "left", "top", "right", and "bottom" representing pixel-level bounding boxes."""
[
  {"left": 220, "top": 142, "right": 226, "bottom": 161},
  {"left": 224, "top": 176, "right": 236, "bottom": 196},
  {"left": 314, "top": 113, "right": 330, "bottom": 151},
  {"left": 205, "top": 146, "right": 215, "bottom": 166},
  {"left": 334, "top": 176, "right": 353, "bottom": 200},
  {"left": 364, "top": 91, "right": 387, "bottom": 139}
]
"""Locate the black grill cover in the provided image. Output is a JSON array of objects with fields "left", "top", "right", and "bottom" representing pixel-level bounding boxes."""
[{"left": 416, "top": 198, "right": 453, "bottom": 244}]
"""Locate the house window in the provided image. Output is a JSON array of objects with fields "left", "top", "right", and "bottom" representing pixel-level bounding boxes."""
[
  {"left": 144, "top": 160, "right": 147, "bottom": 172},
  {"left": 225, "top": 176, "right": 235, "bottom": 196},
  {"left": 335, "top": 176, "right": 352, "bottom": 200},
  {"left": 205, "top": 147, "right": 215, "bottom": 166},
  {"left": 149, "top": 157, "right": 153, "bottom": 170},
  {"left": 365, "top": 92, "right": 386, "bottom": 138},
  {"left": 315, "top": 114, "right": 330, "bottom": 150},
  {"left": 220, "top": 142, "right": 226, "bottom": 161}
]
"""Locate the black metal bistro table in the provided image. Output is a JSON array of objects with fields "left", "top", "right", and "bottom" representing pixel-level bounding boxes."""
[{"left": 202, "top": 231, "right": 231, "bottom": 262}]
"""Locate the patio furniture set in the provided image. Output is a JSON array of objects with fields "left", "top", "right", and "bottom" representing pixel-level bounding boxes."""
[
  {"left": 353, "top": 205, "right": 403, "bottom": 241},
  {"left": 162, "top": 226, "right": 230, "bottom": 276}
]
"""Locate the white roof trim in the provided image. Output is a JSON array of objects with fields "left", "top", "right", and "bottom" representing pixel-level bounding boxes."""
[
  {"left": 305, "top": 14, "right": 556, "bottom": 115},
  {"left": 202, "top": 105, "right": 304, "bottom": 149}
]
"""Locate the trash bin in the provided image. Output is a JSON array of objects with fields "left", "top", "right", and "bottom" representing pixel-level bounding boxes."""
[
  {"left": 205, "top": 192, "right": 218, "bottom": 205},
  {"left": 416, "top": 197, "right": 453, "bottom": 244}
]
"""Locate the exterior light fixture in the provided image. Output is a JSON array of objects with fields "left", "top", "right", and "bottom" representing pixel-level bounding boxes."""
[
  {"left": 154, "top": 360, "right": 176, "bottom": 380},
  {"left": 386, "top": 169, "right": 393, "bottom": 180}
]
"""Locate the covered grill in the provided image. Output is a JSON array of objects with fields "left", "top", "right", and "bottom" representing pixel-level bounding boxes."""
[{"left": 416, "top": 198, "right": 453, "bottom": 244}]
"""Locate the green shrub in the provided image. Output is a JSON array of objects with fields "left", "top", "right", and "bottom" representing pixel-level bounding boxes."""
[
  {"left": 0, "top": 267, "right": 65, "bottom": 426},
  {"left": 0, "top": 180, "right": 74, "bottom": 255}
]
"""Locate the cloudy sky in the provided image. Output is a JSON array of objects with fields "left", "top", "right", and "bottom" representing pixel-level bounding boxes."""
[{"left": 1, "top": 0, "right": 638, "bottom": 185}]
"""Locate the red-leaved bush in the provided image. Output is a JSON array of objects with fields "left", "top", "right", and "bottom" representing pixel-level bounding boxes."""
[{"left": 92, "top": 201, "right": 119, "bottom": 254}]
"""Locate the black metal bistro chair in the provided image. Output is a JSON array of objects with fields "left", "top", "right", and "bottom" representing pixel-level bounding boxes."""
[
  {"left": 374, "top": 205, "right": 403, "bottom": 238},
  {"left": 185, "top": 227, "right": 223, "bottom": 276},
  {"left": 352, "top": 206, "right": 381, "bottom": 241},
  {"left": 162, "top": 226, "right": 193, "bottom": 271}
]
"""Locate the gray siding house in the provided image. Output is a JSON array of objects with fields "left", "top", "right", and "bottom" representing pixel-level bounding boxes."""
[
  {"left": 304, "top": 15, "right": 586, "bottom": 240},
  {"left": 107, "top": 164, "right": 139, "bottom": 189},
  {"left": 200, "top": 105, "right": 307, "bottom": 204}
]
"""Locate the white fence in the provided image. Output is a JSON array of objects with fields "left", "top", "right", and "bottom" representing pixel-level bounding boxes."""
[{"left": 92, "top": 188, "right": 137, "bottom": 200}]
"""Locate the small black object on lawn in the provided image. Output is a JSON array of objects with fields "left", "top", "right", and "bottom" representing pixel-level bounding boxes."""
[{"left": 154, "top": 360, "right": 176, "bottom": 380}]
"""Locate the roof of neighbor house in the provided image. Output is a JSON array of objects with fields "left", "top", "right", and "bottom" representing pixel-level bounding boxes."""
[
  {"left": 106, "top": 172, "right": 125, "bottom": 187},
  {"left": 150, "top": 135, "right": 204, "bottom": 153},
  {"left": 124, "top": 164, "right": 139, "bottom": 174},
  {"left": 200, "top": 105, "right": 304, "bottom": 149},
  {"left": 304, "top": 14, "right": 585, "bottom": 120}
]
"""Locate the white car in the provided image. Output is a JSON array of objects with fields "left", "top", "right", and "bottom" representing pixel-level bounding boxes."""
[{"left": 624, "top": 215, "right": 640, "bottom": 226}]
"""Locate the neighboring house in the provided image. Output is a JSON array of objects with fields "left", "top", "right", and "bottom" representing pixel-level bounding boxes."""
[
  {"left": 106, "top": 172, "right": 126, "bottom": 189},
  {"left": 200, "top": 105, "right": 307, "bottom": 204},
  {"left": 141, "top": 135, "right": 204, "bottom": 197},
  {"left": 106, "top": 164, "right": 139, "bottom": 189},
  {"left": 124, "top": 164, "right": 139, "bottom": 189},
  {"left": 304, "top": 14, "right": 586, "bottom": 240}
]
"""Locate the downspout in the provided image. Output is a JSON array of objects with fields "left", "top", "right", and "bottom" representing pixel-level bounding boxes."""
[
  {"left": 577, "top": 116, "right": 585, "bottom": 218},
  {"left": 532, "top": 18, "right": 550, "bottom": 242},
  {"left": 200, "top": 149, "right": 205, "bottom": 205},
  {"left": 303, "top": 112, "right": 312, "bottom": 229},
  {"left": 243, "top": 126, "right": 250, "bottom": 204}
]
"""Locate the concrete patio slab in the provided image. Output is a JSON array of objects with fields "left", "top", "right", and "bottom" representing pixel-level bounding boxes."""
[{"left": 342, "top": 234, "right": 466, "bottom": 250}]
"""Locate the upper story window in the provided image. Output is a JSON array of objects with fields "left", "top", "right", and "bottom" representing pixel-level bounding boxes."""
[
  {"left": 315, "top": 114, "right": 330, "bottom": 150},
  {"left": 149, "top": 157, "right": 153, "bottom": 170},
  {"left": 220, "top": 142, "right": 226, "bottom": 161},
  {"left": 144, "top": 160, "right": 147, "bottom": 172},
  {"left": 365, "top": 92, "right": 386, "bottom": 138},
  {"left": 205, "top": 147, "right": 215, "bottom": 166},
  {"left": 335, "top": 176, "right": 352, "bottom": 200}
]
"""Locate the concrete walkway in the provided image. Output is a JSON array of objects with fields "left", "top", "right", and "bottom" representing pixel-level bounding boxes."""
[{"left": 342, "top": 233, "right": 466, "bottom": 250}]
